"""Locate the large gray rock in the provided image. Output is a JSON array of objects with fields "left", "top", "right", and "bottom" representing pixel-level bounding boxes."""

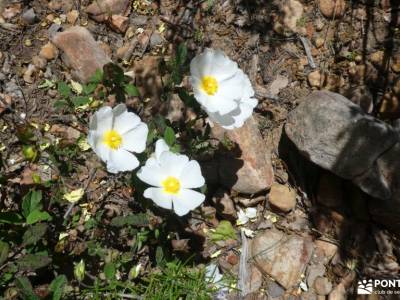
[
  {"left": 368, "top": 142, "right": 400, "bottom": 231},
  {"left": 285, "top": 90, "right": 398, "bottom": 199},
  {"left": 52, "top": 26, "right": 111, "bottom": 83},
  {"left": 212, "top": 116, "right": 274, "bottom": 194},
  {"left": 251, "top": 229, "right": 314, "bottom": 289}
]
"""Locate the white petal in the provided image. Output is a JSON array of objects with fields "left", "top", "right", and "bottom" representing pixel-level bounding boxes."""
[
  {"left": 206, "top": 97, "right": 257, "bottom": 130},
  {"left": 192, "top": 78, "right": 238, "bottom": 115},
  {"left": 241, "top": 76, "right": 255, "bottom": 99},
  {"left": 158, "top": 151, "right": 189, "bottom": 178},
  {"left": 236, "top": 209, "right": 249, "bottom": 225},
  {"left": 89, "top": 106, "right": 113, "bottom": 136},
  {"left": 214, "top": 71, "right": 246, "bottom": 102},
  {"left": 113, "top": 104, "right": 141, "bottom": 134},
  {"left": 210, "top": 50, "right": 239, "bottom": 81},
  {"left": 106, "top": 149, "right": 139, "bottom": 173},
  {"left": 206, "top": 106, "right": 239, "bottom": 129},
  {"left": 143, "top": 187, "right": 173, "bottom": 209},
  {"left": 121, "top": 123, "right": 148, "bottom": 153},
  {"left": 155, "top": 139, "right": 170, "bottom": 160},
  {"left": 92, "top": 140, "right": 111, "bottom": 162},
  {"left": 190, "top": 48, "right": 214, "bottom": 78},
  {"left": 172, "top": 189, "right": 205, "bottom": 216},
  {"left": 245, "top": 207, "right": 257, "bottom": 219},
  {"left": 137, "top": 163, "right": 165, "bottom": 187},
  {"left": 179, "top": 160, "right": 205, "bottom": 189},
  {"left": 144, "top": 157, "right": 158, "bottom": 167},
  {"left": 208, "top": 96, "right": 238, "bottom": 115}
]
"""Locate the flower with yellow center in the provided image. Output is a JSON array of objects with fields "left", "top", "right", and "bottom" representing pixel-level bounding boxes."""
[
  {"left": 190, "top": 48, "right": 257, "bottom": 129},
  {"left": 103, "top": 130, "right": 122, "bottom": 150},
  {"left": 88, "top": 104, "right": 148, "bottom": 173},
  {"left": 162, "top": 176, "right": 181, "bottom": 194},
  {"left": 137, "top": 139, "right": 205, "bottom": 216},
  {"left": 201, "top": 76, "right": 218, "bottom": 96}
]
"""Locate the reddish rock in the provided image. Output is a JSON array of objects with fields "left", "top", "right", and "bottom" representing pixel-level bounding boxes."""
[
  {"left": 212, "top": 189, "right": 237, "bottom": 220},
  {"left": 319, "top": 0, "right": 346, "bottom": 18},
  {"left": 86, "top": 0, "right": 130, "bottom": 22},
  {"left": 251, "top": 229, "right": 314, "bottom": 289},
  {"left": 110, "top": 15, "right": 129, "bottom": 33},
  {"left": 52, "top": 26, "right": 111, "bottom": 83},
  {"left": 39, "top": 42, "right": 58, "bottom": 60},
  {"left": 268, "top": 183, "right": 297, "bottom": 213},
  {"left": 212, "top": 116, "right": 274, "bottom": 194}
]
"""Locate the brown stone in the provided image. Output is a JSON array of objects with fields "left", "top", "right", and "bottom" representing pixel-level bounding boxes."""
[
  {"left": 66, "top": 10, "right": 79, "bottom": 24},
  {"left": 308, "top": 70, "right": 326, "bottom": 88},
  {"left": 212, "top": 116, "right": 274, "bottom": 194},
  {"left": 314, "top": 277, "right": 333, "bottom": 296},
  {"left": 86, "top": 0, "right": 130, "bottom": 22},
  {"left": 315, "top": 240, "right": 338, "bottom": 261},
  {"left": 39, "top": 42, "right": 58, "bottom": 60},
  {"left": 268, "top": 183, "right": 296, "bottom": 213},
  {"left": 52, "top": 26, "right": 111, "bottom": 83},
  {"left": 32, "top": 56, "right": 47, "bottom": 69},
  {"left": 251, "top": 229, "right": 314, "bottom": 289},
  {"left": 369, "top": 50, "right": 384, "bottom": 67},
  {"left": 110, "top": 15, "right": 129, "bottom": 33},
  {"left": 212, "top": 189, "right": 237, "bottom": 220},
  {"left": 319, "top": 0, "right": 346, "bottom": 18}
]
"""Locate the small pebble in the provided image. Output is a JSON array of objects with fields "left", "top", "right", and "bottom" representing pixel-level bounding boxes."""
[{"left": 22, "top": 8, "right": 37, "bottom": 24}]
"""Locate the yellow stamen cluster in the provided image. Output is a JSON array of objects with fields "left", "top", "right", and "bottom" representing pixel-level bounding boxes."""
[
  {"left": 201, "top": 76, "right": 218, "bottom": 96},
  {"left": 162, "top": 176, "right": 181, "bottom": 194},
  {"left": 103, "top": 130, "right": 122, "bottom": 150}
]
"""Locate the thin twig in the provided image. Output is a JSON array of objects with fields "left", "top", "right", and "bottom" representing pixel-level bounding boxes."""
[{"left": 298, "top": 35, "right": 316, "bottom": 69}]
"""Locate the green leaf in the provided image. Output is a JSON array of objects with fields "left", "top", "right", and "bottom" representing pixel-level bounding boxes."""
[
  {"left": 53, "top": 99, "right": 69, "bottom": 109},
  {"left": 26, "top": 210, "right": 51, "bottom": 225},
  {"left": 104, "top": 262, "right": 116, "bottom": 280},
  {"left": 22, "top": 223, "right": 48, "bottom": 246},
  {"left": 38, "top": 79, "right": 56, "bottom": 89},
  {"left": 178, "top": 88, "right": 196, "bottom": 108},
  {"left": 22, "top": 190, "right": 43, "bottom": 218},
  {"left": 89, "top": 69, "right": 103, "bottom": 83},
  {"left": 0, "top": 240, "right": 9, "bottom": 265},
  {"left": 82, "top": 83, "right": 97, "bottom": 95},
  {"left": 163, "top": 126, "right": 176, "bottom": 146},
  {"left": 111, "top": 213, "right": 149, "bottom": 227},
  {"left": 72, "top": 96, "right": 91, "bottom": 107},
  {"left": 176, "top": 43, "right": 187, "bottom": 66},
  {"left": 103, "top": 63, "right": 125, "bottom": 86},
  {"left": 155, "top": 246, "right": 164, "bottom": 266},
  {"left": 124, "top": 83, "right": 139, "bottom": 97},
  {"left": 15, "top": 277, "right": 39, "bottom": 300},
  {"left": 17, "top": 253, "right": 51, "bottom": 271},
  {"left": 209, "top": 220, "right": 236, "bottom": 241},
  {"left": 0, "top": 212, "right": 23, "bottom": 224},
  {"left": 57, "top": 82, "right": 71, "bottom": 98},
  {"left": 49, "top": 275, "right": 67, "bottom": 300}
]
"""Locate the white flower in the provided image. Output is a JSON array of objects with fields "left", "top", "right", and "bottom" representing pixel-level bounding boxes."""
[
  {"left": 137, "top": 140, "right": 205, "bottom": 216},
  {"left": 236, "top": 207, "right": 257, "bottom": 226},
  {"left": 190, "top": 48, "right": 257, "bottom": 129},
  {"left": 87, "top": 104, "right": 148, "bottom": 174}
]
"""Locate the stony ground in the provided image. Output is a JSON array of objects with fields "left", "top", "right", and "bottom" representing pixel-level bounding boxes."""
[{"left": 0, "top": 0, "right": 400, "bottom": 299}]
